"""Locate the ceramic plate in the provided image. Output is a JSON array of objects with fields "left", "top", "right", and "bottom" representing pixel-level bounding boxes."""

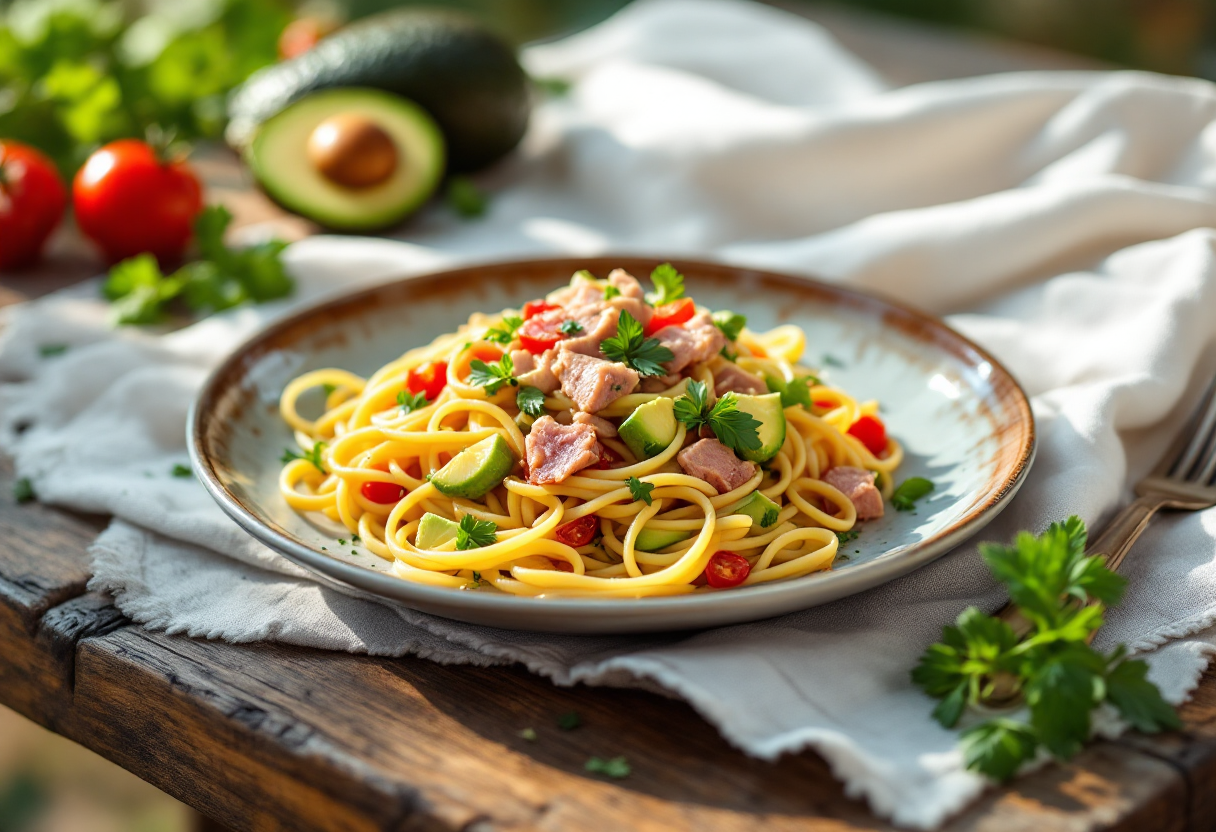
[{"left": 190, "top": 257, "right": 1035, "bottom": 633}]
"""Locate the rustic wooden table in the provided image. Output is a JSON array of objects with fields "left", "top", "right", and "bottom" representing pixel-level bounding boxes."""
[{"left": 3, "top": 5, "right": 1214, "bottom": 831}]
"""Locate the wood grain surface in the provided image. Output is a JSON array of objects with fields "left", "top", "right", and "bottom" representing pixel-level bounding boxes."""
[{"left": 0, "top": 5, "right": 1206, "bottom": 831}]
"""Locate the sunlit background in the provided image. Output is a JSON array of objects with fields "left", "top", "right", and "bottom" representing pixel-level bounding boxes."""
[{"left": 1, "top": 0, "right": 1212, "bottom": 829}]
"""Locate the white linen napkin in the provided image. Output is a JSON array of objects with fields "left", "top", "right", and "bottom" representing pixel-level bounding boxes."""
[{"left": 4, "top": 0, "right": 1216, "bottom": 826}]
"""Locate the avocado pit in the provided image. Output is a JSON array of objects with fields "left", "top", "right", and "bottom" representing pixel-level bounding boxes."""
[{"left": 307, "top": 113, "right": 399, "bottom": 189}]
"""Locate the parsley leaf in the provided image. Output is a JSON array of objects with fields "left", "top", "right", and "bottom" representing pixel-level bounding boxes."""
[
  {"left": 38, "top": 344, "right": 69, "bottom": 358},
  {"left": 836, "top": 529, "right": 859, "bottom": 544},
  {"left": 447, "top": 176, "right": 488, "bottom": 218},
  {"left": 585, "top": 756, "right": 631, "bottom": 779},
  {"left": 456, "top": 515, "right": 498, "bottom": 550},
  {"left": 711, "top": 310, "right": 747, "bottom": 342},
  {"left": 13, "top": 477, "right": 34, "bottom": 504},
  {"left": 761, "top": 506, "right": 779, "bottom": 528},
  {"left": 281, "top": 441, "right": 327, "bottom": 474},
  {"left": 765, "top": 375, "right": 817, "bottom": 410},
  {"left": 891, "top": 477, "right": 935, "bottom": 511},
  {"left": 171, "top": 464, "right": 192, "bottom": 478},
  {"left": 516, "top": 386, "right": 546, "bottom": 417},
  {"left": 626, "top": 476, "right": 654, "bottom": 505},
  {"left": 960, "top": 720, "right": 1039, "bottom": 783},
  {"left": 647, "top": 263, "right": 686, "bottom": 307},
  {"left": 397, "top": 391, "right": 429, "bottom": 414},
  {"left": 559, "top": 319, "right": 584, "bottom": 335},
  {"left": 485, "top": 315, "right": 523, "bottom": 345},
  {"left": 599, "top": 310, "right": 674, "bottom": 377},
  {"left": 1105, "top": 656, "right": 1181, "bottom": 733},
  {"left": 672, "top": 380, "right": 762, "bottom": 454},
  {"left": 602, "top": 284, "right": 622, "bottom": 300},
  {"left": 468, "top": 354, "right": 517, "bottom": 395}
]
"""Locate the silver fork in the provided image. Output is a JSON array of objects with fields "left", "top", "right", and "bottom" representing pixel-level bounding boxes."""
[{"left": 1092, "top": 375, "right": 1216, "bottom": 571}]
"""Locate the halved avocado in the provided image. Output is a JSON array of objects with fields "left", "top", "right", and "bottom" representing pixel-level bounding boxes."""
[{"left": 248, "top": 88, "right": 444, "bottom": 232}]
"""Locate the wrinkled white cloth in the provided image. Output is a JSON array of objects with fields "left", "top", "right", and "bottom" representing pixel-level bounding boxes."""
[{"left": 4, "top": 0, "right": 1216, "bottom": 827}]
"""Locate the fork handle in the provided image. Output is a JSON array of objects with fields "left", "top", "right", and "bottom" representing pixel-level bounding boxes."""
[{"left": 1089, "top": 494, "right": 1165, "bottom": 572}]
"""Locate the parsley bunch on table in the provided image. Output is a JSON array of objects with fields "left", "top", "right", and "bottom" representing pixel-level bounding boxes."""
[
  {"left": 673, "top": 380, "right": 761, "bottom": 455},
  {"left": 912, "top": 517, "right": 1178, "bottom": 781},
  {"left": 104, "top": 205, "right": 293, "bottom": 324}
]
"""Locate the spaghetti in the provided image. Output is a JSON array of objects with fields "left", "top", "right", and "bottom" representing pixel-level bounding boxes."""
[{"left": 279, "top": 265, "right": 903, "bottom": 597}]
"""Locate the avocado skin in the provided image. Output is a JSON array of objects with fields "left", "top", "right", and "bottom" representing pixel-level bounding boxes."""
[{"left": 227, "top": 8, "right": 530, "bottom": 172}]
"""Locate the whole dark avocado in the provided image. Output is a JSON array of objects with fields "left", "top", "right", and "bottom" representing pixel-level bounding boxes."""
[{"left": 227, "top": 9, "right": 530, "bottom": 173}]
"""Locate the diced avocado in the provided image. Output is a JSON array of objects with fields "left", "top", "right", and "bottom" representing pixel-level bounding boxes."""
[
  {"left": 416, "top": 512, "right": 459, "bottom": 549},
  {"left": 731, "top": 392, "right": 786, "bottom": 463},
  {"left": 634, "top": 527, "right": 692, "bottom": 552},
  {"left": 618, "top": 397, "right": 677, "bottom": 460},
  {"left": 248, "top": 88, "right": 445, "bottom": 231},
  {"left": 726, "top": 491, "right": 781, "bottom": 535},
  {"left": 228, "top": 8, "right": 530, "bottom": 173},
  {"left": 430, "top": 434, "right": 515, "bottom": 499}
]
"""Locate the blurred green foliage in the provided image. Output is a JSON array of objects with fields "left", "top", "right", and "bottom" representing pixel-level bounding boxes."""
[
  {"left": 0, "top": 0, "right": 291, "bottom": 177},
  {"left": 0, "top": 770, "right": 48, "bottom": 832}
]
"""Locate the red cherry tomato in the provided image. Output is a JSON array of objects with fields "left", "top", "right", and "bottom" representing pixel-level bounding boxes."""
[
  {"left": 73, "top": 140, "right": 202, "bottom": 264},
  {"left": 518, "top": 313, "right": 566, "bottom": 354},
  {"left": 361, "top": 480, "right": 406, "bottom": 504},
  {"left": 522, "top": 300, "right": 561, "bottom": 320},
  {"left": 704, "top": 551, "right": 751, "bottom": 588},
  {"left": 406, "top": 361, "right": 448, "bottom": 400},
  {"left": 596, "top": 445, "right": 619, "bottom": 470},
  {"left": 644, "top": 298, "right": 695, "bottom": 336},
  {"left": 554, "top": 516, "right": 598, "bottom": 547},
  {"left": 814, "top": 400, "right": 835, "bottom": 410},
  {"left": 848, "top": 414, "right": 888, "bottom": 456},
  {"left": 0, "top": 142, "right": 66, "bottom": 270}
]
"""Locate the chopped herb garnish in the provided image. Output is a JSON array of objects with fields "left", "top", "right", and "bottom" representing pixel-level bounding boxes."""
[
  {"left": 836, "top": 529, "right": 860, "bottom": 544},
  {"left": 765, "top": 375, "right": 818, "bottom": 409},
  {"left": 719, "top": 346, "right": 737, "bottom": 362},
  {"left": 321, "top": 382, "right": 337, "bottom": 397},
  {"left": 760, "top": 506, "right": 779, "bottom": 528},
  {"left": 599, "top": 310, "right": 674, "bottom": 377},
  {"left": 585, "top": 756, "right": 631, "bottom": 779},
  {"left": 711, "top": 310, "right": 746, "bottom": 342},
  {"left": 456, "top": 515, "right": 498, "bottom": 550},
  {"left": 485, "top": 315, "right": 523, "bottom": 345},
  {"left": 13, "top": 477, "right": 34, "bottom": 503},
  {"left": 280, "top": 441, "right": 327, "bottom": 473},
  {"left": 338, "top": 539, "right": 346, "bottom": 546},
  {"left": 672, "top": 380, "right": 762, "bottom": 455},
  {"left": 470, "top": 570, "right": 483, "bottom": 588},
  {"left": 559, "top": 319, "right": 584, "bottom": 335},
  {"left": 447, "top": 176, "right": 487, "bottom": 218},
  {"left": 171, "top": 464, "right": 192, "bottom": 478},
  {"left": 38, "top": 344, "right": 69, "bottom": 357},
  {"left": 516, "top": 385, "right": 546, "bottom": 417},
  {"left": 602, "top": 284, "right": 621, "bottom": 300},
  {"left": 912, "top": 516, "right": 1178, "bottom": 782},
  {"left": 557, "top": 711, "right": 581, "bottom": 730},
  {"left": 891, "top": 477, "right": 934, "bottom": 511},
  {"left": 468, "top": 354, "right": 517, "bottom": 395},
  {"left": 646, "top": 263, "right": 685, "bottom": 307},
  {"left": 626, "top": 476, "right": 654, "bottom": 505},
  {"left": 398, "top": 390, "right": 429, "bottom": 414},
  {"left": 574, "top": 269, "right": 596, "bottom": 282},
  {"left": 519, "top": 727, "right": 538, "bottom": 741}
]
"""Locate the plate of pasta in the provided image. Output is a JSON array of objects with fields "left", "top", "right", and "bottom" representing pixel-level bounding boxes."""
[{"left": 190, "top": 257, "right": 1034, "bottom": 633}]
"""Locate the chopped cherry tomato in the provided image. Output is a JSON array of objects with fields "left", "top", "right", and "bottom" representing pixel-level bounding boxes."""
[
  {"left": 406, "top": 361, "right": 448, "bottom": 400},
  {"left": 518, "top": 313, "right": 566, "bottom": 354},
  {"left": 814, "top": 400, "right": 835, "bottom": 409},
  {"left": 848, "top": 414, "right": 888, "bottom": 456},
  {"left": 644, "top": 298, "right": 696, "bottom": 335},
  {"left": 596, "top": 445, "right": 620, "bottom": 470},
  {"left": 704, "top": 551, "right": 751, "bottom": 588},
  {"left": 554, "top": 516, "right": 598, "bottom": 547},
  {"left": 361, "top": 480, "right": 406, "bottom": 504},
  {"left": 522, "top": 300, "right": 561, "bottom": 319}
]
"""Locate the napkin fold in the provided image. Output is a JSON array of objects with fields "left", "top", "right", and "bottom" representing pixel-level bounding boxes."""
[{"left": 4, "top": 0, "right": 1216, "bottom": 826}]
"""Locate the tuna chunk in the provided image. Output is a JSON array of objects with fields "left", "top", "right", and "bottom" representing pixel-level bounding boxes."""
[
  {"left": 574, "top": 411, "right": 618, "bottom": 439},
  {"left": 510, "top": 349, "right": 536, "bottom": 376},
  {"left": 606, "top": 269, "right": 645, "bottom": 300},
  {"left": 605, "top": 269, "right": 653, "bottom": 328},
  {"left": 823, "top": 466, "right": 884, "bottom": 520},
  {"left": 548, "top": 279, "right": 603, "bottom": 312},
  {"left": 655, "top": 311, "right": 726, "bottom": 374},
  {"left": 677, "top": 439, "right": 757, "bottom": 494},
  {"left": 517, "top": 348, "right": 560, "bottom": 394},
  {"left": 560, "top": 308, "right": 619, "bottom": 358},
  {"left": 525, "top": 416, "right": 602, "bottom": 485},
  {"left": 555, "top": 351, "right": 639, "bottom": 413},
  {"left": 714, "top": 363, "right": 768, "bottom": 396}
]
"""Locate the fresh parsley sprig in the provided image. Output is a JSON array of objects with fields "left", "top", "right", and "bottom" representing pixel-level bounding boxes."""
[
  {"left": 626, "top": 476, "right": 654, "bottom": 505},
  {"left": 647, "top": 263, "right": 686, "bottom": 307},
  {"left": 891, "top": 477, "right": 934, "bottom": 511},
  {"left": 672, "top": 380, "right": 762, "bottom": 455},
  {"left": 765, "top": 375, "right": 819, "bottom": 410},
  {"left": 397, "top": 391, "right": 429, "bottom": 414},
  {"left": 603, "top": 285, "right": 622, "bottom": 300},
  {"left": 281, "top": 441, "right": 327, "bottom": 474},
  {"left": 599, "top": 310, "right": 674, "bottom": 377},
  {"left": 456, "top": 515, "right": 498, "bottom": 550},
  {"left": 760, "top": 506, "right": 780, "bottom": 528},
  {"left": 711, "top": 310, "right": 747, "bottom": 342},
  {"left": 484, "top": 315, "right": 523, "bottom": 345},
  {"left": 559, "top": 319, "right": 584, "bottom": 335},
  {"left": 912, "top": 517, "right": 1179, "bottom": 782},
  {"left": 516, "top": 386, "right": 547, "bottom": 417},
  {"left": 468, "top": 354, "right": 517, "bottom": 395}
]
